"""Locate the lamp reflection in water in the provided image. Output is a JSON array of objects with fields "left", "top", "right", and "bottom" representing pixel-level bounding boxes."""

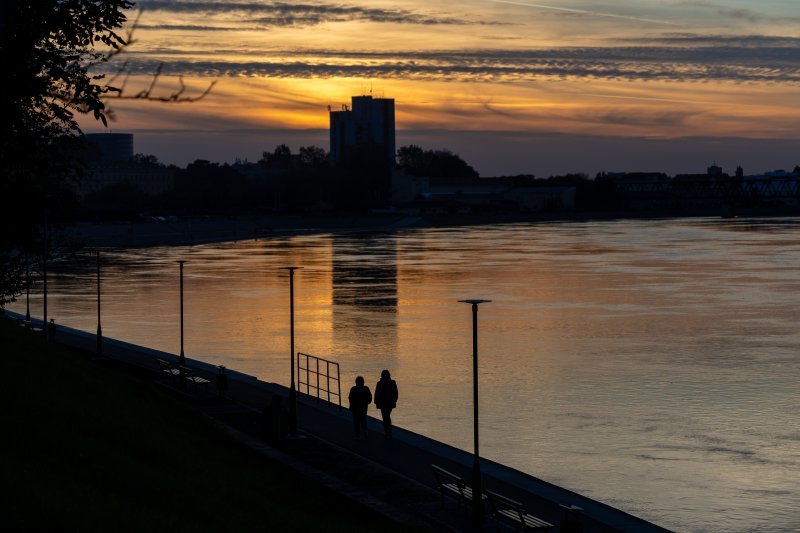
[{"left": 458, "top": 298, "right": 491, "bottom": 527}]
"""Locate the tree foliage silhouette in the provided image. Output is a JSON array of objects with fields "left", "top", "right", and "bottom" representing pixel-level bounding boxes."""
[
  {"left": 0, "top": 0, "right": 138, "bottom": 306},
  {"left": 397, "top": 145, "right": 479, "bottom": 180},
  {"left": 0, "top": 1, "right": 214, "bottom": 306}
]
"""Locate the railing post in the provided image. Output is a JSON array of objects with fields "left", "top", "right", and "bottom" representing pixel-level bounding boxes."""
[
  {"left": 336, "top": 363, "right": 341, "bottom": 409},
  {"left": 298, "top": 353, "right": 302, "bottom": 395},
  {"left": 326, "top": 361, "right": 331, "bottom": 403},
  {"left": 299, "top": 353, "right": 304, "bottom": 395},
  {"left": 315, "top": 358, "right": 320, "bottom": 400}
]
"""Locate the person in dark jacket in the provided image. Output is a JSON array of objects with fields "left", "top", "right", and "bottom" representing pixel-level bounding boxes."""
[
  {"left": 374, "top": 369, "right": 399, "bottom": 437},
  {"left": 348, "top": 376, "right": 372, "bottom": 440}
]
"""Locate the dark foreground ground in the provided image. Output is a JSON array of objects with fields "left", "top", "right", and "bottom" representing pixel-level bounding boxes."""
[{"left": 0, "top": 318, "right": 417, "bottom": 532}]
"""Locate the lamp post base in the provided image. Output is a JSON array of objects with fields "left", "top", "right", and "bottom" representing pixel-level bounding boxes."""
[{"left": 472, "top": 458, "right": 484, "bottom": 527}]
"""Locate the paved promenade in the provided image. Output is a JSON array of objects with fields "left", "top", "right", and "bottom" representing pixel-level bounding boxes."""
[{"left": 14, "top": 312, "right": 670, "bottom": 532}]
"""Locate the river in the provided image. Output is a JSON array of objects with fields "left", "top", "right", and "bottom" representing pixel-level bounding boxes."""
[{"left": 14, "top": 217, "right": 800, "bottom": 532}]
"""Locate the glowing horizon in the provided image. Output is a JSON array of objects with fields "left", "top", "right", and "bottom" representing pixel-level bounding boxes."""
[{"left": 81, "top": 0, "right": 800, "bottom": 175}]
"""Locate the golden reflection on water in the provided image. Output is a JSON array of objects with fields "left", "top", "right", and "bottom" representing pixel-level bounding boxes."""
[{"left": 16, "top": 218, "right": 800, "bottom": 532}]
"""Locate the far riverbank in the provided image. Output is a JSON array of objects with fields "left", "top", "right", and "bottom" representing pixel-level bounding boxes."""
[
  {"left": 63, "top": 208, "right": 782, "bottom": 249},
  {"left": 64, "top": 214, "right": 424, "bottom": 248}
]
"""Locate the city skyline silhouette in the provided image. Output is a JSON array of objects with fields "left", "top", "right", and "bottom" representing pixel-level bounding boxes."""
[{"left": 79, "top": 0, "right": 800, "bottom": 176}]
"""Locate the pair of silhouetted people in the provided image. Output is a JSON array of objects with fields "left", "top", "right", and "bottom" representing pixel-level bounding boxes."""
[{"left": 348, "top": 370, "right": 399, "bottom": 439}]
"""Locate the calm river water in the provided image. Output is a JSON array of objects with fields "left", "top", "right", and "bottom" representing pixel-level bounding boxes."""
[{"left": 16, "top": 217, "right": 800, "bottom": 531}]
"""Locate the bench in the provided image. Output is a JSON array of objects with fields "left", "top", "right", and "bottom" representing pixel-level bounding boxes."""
[
  {"left": 156, "top": 359, "right": 211, "bottom": 393},
  {"left": 486, "top": 490, "right": 554, "bottom": 532},
  {"left": 178, "top": 365, "right": 211, "bottom": 393},
  {"left": 15, "top": 318, "right": 43, "bottom": 333},
  {"left": 156, "top": 358, "right": 181, "bottom": 382},
  {"left": 431, "top": 464, "right": 485, "bottom": 511}
]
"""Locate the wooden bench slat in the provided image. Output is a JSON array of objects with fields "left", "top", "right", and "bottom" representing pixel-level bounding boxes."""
[
  {"left": 432, "top": 464, "right": 483, "bottom": 511},
  {"left": 487, "top": 489, "right": 554, "bottom": 531},
  {"left": 157, "top": 359, "right": 210, "bottom": 393},
  {"left": 157, "top": 359, "right": 180, "bottom": 380},
  {"left": 497, "top": 509, "right": 551, "bottom": 528},
  {"left": 180, "top": 366, "right": 211, "bottom": 392},
  {"left": 441, "top": 482, "right": 461, "bottom": 493}
]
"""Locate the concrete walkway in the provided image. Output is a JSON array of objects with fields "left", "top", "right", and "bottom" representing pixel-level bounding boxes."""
[{"left": 13, "top": 313, "right": 670, "bottom": 533}]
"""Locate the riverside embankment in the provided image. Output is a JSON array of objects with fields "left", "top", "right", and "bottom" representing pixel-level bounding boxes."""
[{"left": 8, "top": 311, "right": 668, "bottom": 532}]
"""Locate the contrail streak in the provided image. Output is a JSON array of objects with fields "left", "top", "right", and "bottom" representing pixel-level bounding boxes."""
[
  {"left": 488, "top": 0, "right": 680, "bottom": 26},
  {"left": 577, "top": 92, "right": 709, "bottom": 105}
]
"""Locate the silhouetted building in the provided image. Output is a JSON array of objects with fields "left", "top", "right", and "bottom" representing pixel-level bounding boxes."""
[
  {"left": 503, "top": 187, "right": 576, "bottom": 212},
  {"left": 330, "top": 95, "right": 395, "bottom": 168},
  {"left": 391, "top": 170, "right": 429, "bottom": 203},
  {"left": 607, "top": 172, "right": 674, "bottom": 210},
  {"left": 78, "top": 133, "right": 173, "bottom": 197},
  {"left": 395, "top": 179, "right": 575, "bottom": 214},
  {"left": 707, "top": 163, "right": 723, "bottom": 176},
  {"left": 78, "top": 161, "right": 174, "bottom": 197}
]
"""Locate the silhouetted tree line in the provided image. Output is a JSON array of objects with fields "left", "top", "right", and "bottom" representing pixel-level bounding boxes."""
[
  {"left": 397, "top": 145, "right": 479, "bottom": 181},
  {"left": 79, "top": 144, "right": 340, "bottom": 218},
  {"left": 86, "top": 143, "right": 483, "bottom": 216},
  {"left": 80, "top": 141, "right": 404, "bottom": 217},
  {"left": 80, "top": 142, "right": 800, "bottom": 221}
]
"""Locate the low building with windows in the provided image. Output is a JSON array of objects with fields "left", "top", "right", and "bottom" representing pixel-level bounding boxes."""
[{"left": 78, "top": 133, "right": 174, "bottom": 197}]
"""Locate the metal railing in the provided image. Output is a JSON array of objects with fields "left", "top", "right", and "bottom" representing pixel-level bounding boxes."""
[{"left": 297, "top": 352, "right": 341, "bottom": 409}]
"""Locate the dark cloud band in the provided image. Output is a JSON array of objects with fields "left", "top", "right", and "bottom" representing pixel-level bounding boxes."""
[
  {"left": 136, "top": 0, "right": 486, "bottom": 26},
  {"left": 111, "top": 43, "right": 800, "bottom": 83},
  {"left": 618, "top": 34, "right": 800, "bottom": 47}
]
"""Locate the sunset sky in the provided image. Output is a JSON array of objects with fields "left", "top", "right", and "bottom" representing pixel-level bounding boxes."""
[{"left": 82, "top": 0, "right": 800, "bottom": 176}]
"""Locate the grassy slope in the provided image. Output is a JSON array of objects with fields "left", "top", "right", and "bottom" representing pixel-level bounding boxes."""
[{"left": 0, "top": 318, "right": 409, "bottom": 532}]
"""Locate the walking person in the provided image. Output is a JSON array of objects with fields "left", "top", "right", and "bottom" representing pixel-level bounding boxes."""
[
  {"left": 348, "top": 376, "right": 372, "bottom": 440},
  {"left": 374, "top": 369, "right": 398, "bottom": 438}
]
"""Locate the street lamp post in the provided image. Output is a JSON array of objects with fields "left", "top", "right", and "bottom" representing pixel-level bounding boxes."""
[
  {"left": 283, "top": 266, "right": 302, "bottom": 434},
  {"left": 96, "top": 250, "right": 102, "bottom": 357},
  {"left": 178, "top": 260, "right": 187, "bottom": 365},
  {"left": 459, "top": 298, "right": 491, "bottom": 527},
  {"left": 42, "top": 200, "right": 48, "bottom": 339},
  {"left": 25, "top": 253, "right": 30, "bottom": 322}
]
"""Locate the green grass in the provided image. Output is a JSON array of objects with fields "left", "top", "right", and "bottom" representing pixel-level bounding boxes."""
[{"left": 0, "top": 318, "right": 409, "bottom": 532}]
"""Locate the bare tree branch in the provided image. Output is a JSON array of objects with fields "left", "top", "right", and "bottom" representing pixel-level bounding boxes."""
[{"left": 99, "top": 10, "right": 216, "bottom": 104}]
